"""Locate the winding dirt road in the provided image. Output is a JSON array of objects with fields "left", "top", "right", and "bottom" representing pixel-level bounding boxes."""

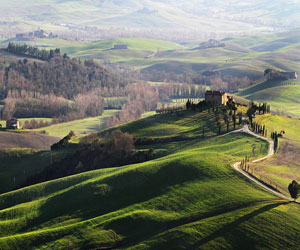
[{"left": 232, "top": 125, "right": 293, "bottom": 201}]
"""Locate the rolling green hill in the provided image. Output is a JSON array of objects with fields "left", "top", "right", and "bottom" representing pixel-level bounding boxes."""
[
  {"left": 1, "top": 30, "right": 300, "bottom": 80},
  {"left": 0, "top": 131, "right": 288, "bottom": 250},
  {"left": 34, "top": 109, "right": 119, "bottom": 138},
  {"left": 0, "top": 148, "right": 73, "bottom": 194},
  {"left": 1, "top": 0, "right": 290, "bottom": 36},
  {"left": 88, "top": 108, "right": 244, "bottom": 142},
  {"left": 0, "top": 107, "right": 299, "bottom": 249},
  {"left": 247, "top": 113, "right": 300, "bottom": 196},
  {"left": 238, "top": 79, "right": 300, "bottom": 117}
]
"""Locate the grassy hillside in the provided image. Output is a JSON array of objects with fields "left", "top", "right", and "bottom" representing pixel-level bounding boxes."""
[
  {"left": 1, "top": 107, "right": 300, "bottom": 249},
  {"left": 0, "top": 131, "right": 290, "bottom": 250},
  {"left": 0, "top": 148, "right": 73, "bottom": 194},
  {"left": 0, "top": 0, "right": 284, "bottom": 36},
  {"left": 238, "top": 79, "right": 300, "bottom": 117},
  {"left": 65, "top": 38, "right": 183, "bottom": 54},
  {"left": 34, "top": 110, "right": 119, "bottom": 138},
  {"left": 1, "top": 30, "right": 300, "bottom": 80},
  {"left": 91, "top": 108, "right": 243, "bottom": 141},
  {"left": 238, "top": 79, "right": 299, "bottom": 96},
  {"left": 249, "top": 113, "right": 300, "bottom": 195}
]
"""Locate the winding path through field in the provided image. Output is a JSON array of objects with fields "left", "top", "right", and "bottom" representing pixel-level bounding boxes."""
[{"left": 231, "top": 125, "right": 294, "bottom": 201}]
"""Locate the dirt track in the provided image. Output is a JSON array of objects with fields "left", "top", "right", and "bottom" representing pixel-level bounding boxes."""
[{"left": 0, "top": 131, "right": 60, "bottom": 150}]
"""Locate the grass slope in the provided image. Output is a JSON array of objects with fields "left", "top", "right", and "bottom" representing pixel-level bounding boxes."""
[
  {"left": 0, "top": 132, "right": 287, "bottom": 250},
  {"left": 35, "top": 110, "right": 119, "bottom": 138},
  {"left": 0, "top": 149, "right": 73, "bottom": 194},
  {"left": 238, "top": 80, "right": 300, "bottom": 117},
  {"left": 94, "top": 109, "right": 242, "bottom": 140},
  {"left": 2, "top": 30, "right": 300, "bottom": 80},
  {"left": 249, "top": 113, "right": 300, "bottom": 195}
]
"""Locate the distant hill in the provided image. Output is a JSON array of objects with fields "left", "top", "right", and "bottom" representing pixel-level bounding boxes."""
[
  {"left": 1, "top": 30, "right": 299, "bottom": 81},
  {"left": 1, "top": 0, "right": 300, "bottom": 39}
]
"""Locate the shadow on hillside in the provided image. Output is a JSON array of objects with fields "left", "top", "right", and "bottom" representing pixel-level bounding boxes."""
[
  {"left": 193, "top": 201, "right": 290, "bottom": 248},
  {"left": 19, "top": 160, "right": 204, "bottom": 232}
]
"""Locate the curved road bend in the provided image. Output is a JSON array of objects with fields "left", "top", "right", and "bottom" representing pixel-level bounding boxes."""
[{"left": 231, "top": 125, "right": 294, "bottom": 201}]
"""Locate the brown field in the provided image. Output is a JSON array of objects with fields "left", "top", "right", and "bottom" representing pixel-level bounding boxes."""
[{"left": 0, "top": 131, "right": 59, "bottom": 150}]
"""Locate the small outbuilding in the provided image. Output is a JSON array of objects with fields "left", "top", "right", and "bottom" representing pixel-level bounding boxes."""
[
  {"left": 6, "top": 118, "right": 20, "bottom": 129},
  {"left": 113, "top": 44, "right": 128, "bottom": 50}
]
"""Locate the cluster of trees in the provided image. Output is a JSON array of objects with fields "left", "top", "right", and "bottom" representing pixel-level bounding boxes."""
[
  {"left": 0, "top": 51, "right": 130, "bottom": 120},
  {"left": 1, "top": 92, "right": 104, "bottom": 121},
  {"left": 246, "top": 101, "right": 270, "bottom": 125},
  {"left": 271, "top": 131, "right": 281, "bottom": 151},
  {"left": 7, "top": 42, "right": 65, "bottom": 61},
  {"left": 264, "top": 69, "right": 296, "bottom": 81},
  {"left": 2, "top": 95, "right": 72, "bottom": 120},
  {"left": 142, "top": 70, "right": 252, "bottom": 92},
  {"left": 23, "top": 119, "right": 52, "bottom": 129},
  {"left": 186, "top": 99, "right": 207, "bottom": 112},
  {"left": 250, "top": 122, "right": 267, "bottom": 137},
  {"left": 22, "top": 130, "right": 155, "bottom": 187},
  {"left": 0, "top": 53, "right": 127, "bottom": 99},
  {"left": 240, "top": 156, "right": 251, "bottom": 171},
  {"left": 51, "top": 131, "right": 75, "bottom": 150},
  {"left": 155, "top": 83, "right": 206, "bottom": 102},
  {"left": 106, "top": 83, "right": 159, "bottom": 127},
  {"left": 156, "top": 104, "right": 186, "bottom": 114}
]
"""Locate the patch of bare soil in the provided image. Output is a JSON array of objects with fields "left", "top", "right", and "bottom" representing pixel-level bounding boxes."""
[{"left": 0, "top": 131, "right": 60, "bottom": 150}]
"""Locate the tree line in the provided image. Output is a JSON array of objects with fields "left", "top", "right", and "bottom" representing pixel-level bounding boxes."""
[{"left": 7, "top": 42, "right": 66, "bottom": 61}]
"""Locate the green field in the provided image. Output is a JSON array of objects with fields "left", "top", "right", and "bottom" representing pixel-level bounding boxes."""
[
  {"left": 238, "top": 79, "right": 300, "bottom": 117},
  {"left": 1, "top": 0, "right": 288, "bottom": 39},
  {"left": 0, "top": 148, "right": 73, "bottom": 194},
  {"left": 34, "top": 110, "right": 119, "bottom": 138},
  {"left": 0, "top": 107, "right": 300, "bottom": 249},
  {"left": 1, "top": 30, "right": 300, "bottom": 80},
  {"left": 0, "top": 131, "right": 290, "bottom": 250},
  {"left": 91, "top": 108, "right": 243, "bottom": 141},
  {"left": 247, "top": 113, "right": 300, "bottom": 195}
]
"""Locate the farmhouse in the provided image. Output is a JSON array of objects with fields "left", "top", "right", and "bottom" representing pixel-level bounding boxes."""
[
  {"left": 6, "top": 118, "right": 20, "bottom": 129},
  {"left": 281, "top": 72, "right": 298, "bottom": 80},
  {"left": 264, "top": 69, "right": 298, "bottom": 80},
  {"left": 113, "top": 44, "right": 128, "bottom": 50},
  {"left": 198, "top": 39, "right": 225, "bottom": 49},
  {"left": 205, "top": 91, "right": 231, "bottom": 106},
  {"left": 16, "top": 33, "right": 25, "bottom": 39}
]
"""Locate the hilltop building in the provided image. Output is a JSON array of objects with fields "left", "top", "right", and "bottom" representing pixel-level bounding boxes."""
[
  {"left": 6, "top": 118, "right": 20, "bottom": 129},
  {"left": 113, "top": 44, "right": 128, "bottom": 50},
  {"left": 205, "top": 91, "right": 229, "bottom": 106},
  {"left": 264, "top": 69, "right": 298, "bottom": 80},
  {"left": 198, "top": 39, "right": 225, "bottom": 49},
  {"left": 16, "top": 33, "right": 26, "bottom": 39},
  {"left": 15, "top": 30, "right": 57, "bottom": 39}
]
